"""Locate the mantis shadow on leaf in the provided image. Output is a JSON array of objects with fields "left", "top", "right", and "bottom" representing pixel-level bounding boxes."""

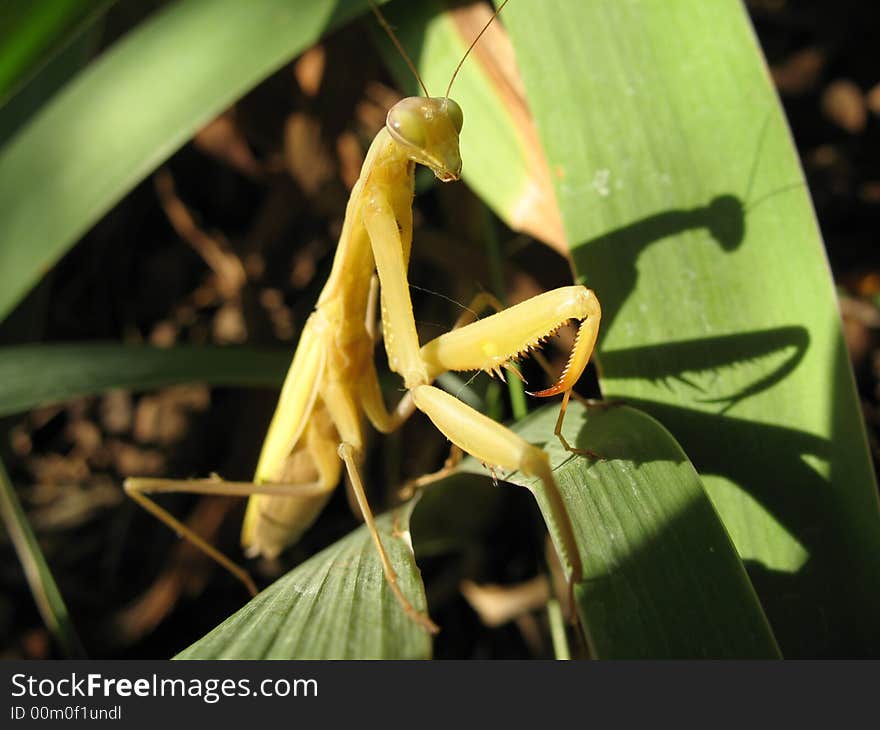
[
  {"left": 572, "top": 192, "right": 746, "bottom": 337},
  {"left": 600, "top": 326, "right": 810, "bottom": 414}
]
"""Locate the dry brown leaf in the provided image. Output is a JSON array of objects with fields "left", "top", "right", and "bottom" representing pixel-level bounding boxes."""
[
  {"left": 449, "top": 3, "right": 567, "bottom": 254},
  {"left": 294, "top": 45, "right": 326, "bottom": 97},
  {"left": 821, "top": 79, "right": 867, "bottom": 134},
  {"left": 771, "top": 48, "right": 826, "bottom": 95},
  {"left": 154, "top": 168, "right": 248, "bottom": 299},
  {"left": 194, "top": 110, "right": 264, "bottom": 179},
  {"left": 115, "top": 497, "right": 237, "bottom": 642},
  {"left": 337, "top": 130, "right": 365, "bottom": 190},
  {"left": 284, "top": 112, "right": 335, "bottom": 195},
  {"left": 460, "top": 575, "right": 550, "bottom": 627}
]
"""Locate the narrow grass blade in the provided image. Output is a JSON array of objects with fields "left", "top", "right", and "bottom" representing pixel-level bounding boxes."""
[
  {"left": 0, "top": 459, "right": 86, "bottom": 658},
  {"left": 176, "top": 508, "right": 432, "bottom": 659},
  {"left": 458, "top": 401, "right": 780, "bottom": 658},
  {"left": 501, "top": 0, "right": 880, "bottom": 656},
  {"left": 0, "top": 344, "right": 290, "bottom": 417}
]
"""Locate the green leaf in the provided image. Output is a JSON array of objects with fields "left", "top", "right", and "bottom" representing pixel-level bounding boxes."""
[
  {"left": 457, "top": 401, "right": 780, "bottom": 659},
  {"left": 0, "top": 344, "right": 289, "bottom": 417},
  {"left": 0, "top": 0, "right": 113, "bottom": 104},
  {"left": 0, "top": 0, "right": 383, "bottom": 323},
  {"left": 501, "top": 0, "right": 880, "bottom": 655},
  {"left": 176, "top": 507, "right": 432, "bottom": 660},
  {"left": 179, "top": 401, "right": 778, "bottom": 659},
  {"left": 0, "top": 459, "right": 86, "bottom": 658}
]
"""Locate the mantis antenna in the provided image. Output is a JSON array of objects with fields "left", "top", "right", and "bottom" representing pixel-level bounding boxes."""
[
  {"left": 368, "top": 1, "right": 431, "bottom": 97},
  {"left": 370, "top": 0, "right": 511, "bottom": 101},
  {"left": 445, "top": 0, "right": 511, "bottom": 99}
]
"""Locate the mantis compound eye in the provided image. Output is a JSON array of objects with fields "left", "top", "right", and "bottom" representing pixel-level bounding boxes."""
[
  {"left": 387, "top": 101, "right": 428, "bottom": 150},
  {"left": 444, "top": 98, "right": 464, "bottom": 133}
]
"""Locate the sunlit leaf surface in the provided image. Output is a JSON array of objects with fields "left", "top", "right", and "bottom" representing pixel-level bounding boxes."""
[{"left": 500, "top": 0, "right": 880, "bottom": 656}]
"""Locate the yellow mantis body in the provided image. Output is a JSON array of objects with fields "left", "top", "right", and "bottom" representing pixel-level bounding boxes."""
[{"left": 126, "top": 1, "right": 601, "bottom": 633}]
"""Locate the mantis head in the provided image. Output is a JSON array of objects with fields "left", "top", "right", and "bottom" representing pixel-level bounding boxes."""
[
  {"left": 372, "top": 0, "right": 508, "bottom": 182},
  {"left": 386, "top": 96, "right": 463, "bottom": 182}
]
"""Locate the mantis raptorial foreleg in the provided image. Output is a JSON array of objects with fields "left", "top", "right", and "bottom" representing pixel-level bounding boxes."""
[
  {"left": 410, "top": 385, "right": 582, "bottom": 582},
  {"left": 395, "top": 292, "right": 506, "bottom": 499},
  {"left": 360, "top": 184, "right": 598, "bottom": 584},
  {"left": 125, "top": 0, "right": 601, "bottom": 634},
  {"left": 362, "top": 192, "right": 428, "bottom": 389}
]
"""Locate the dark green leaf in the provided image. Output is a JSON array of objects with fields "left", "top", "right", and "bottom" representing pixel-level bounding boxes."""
[{"left": 0, "top": 344, "right": 289, "bottom": 416}]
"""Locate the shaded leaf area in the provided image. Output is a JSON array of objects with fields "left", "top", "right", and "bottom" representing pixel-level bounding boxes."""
[
  {"left": 0, "top": 344, "right": 290, "bottom": 418},
  {"left": 0, "top": 0, "right": 388, "bottom": 322},
  {"left": 0, "top": 0, "right": 113, "bottom": 104},
  {"left": 457, "top": 401, "right": 779, "bottom": 658},
  {"left": 503, "top": 0, "right": 880, "bottom": 656},
  {"left": 177, "top": 509, "right": 432, "bottom": 659}
]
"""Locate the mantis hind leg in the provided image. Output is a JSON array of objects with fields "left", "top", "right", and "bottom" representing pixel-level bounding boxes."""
[
  {"left": 127, "top": 392, "right": 342, "bottom": 600},
  {"left": 124, "top": 476, "right": 334, "bottom": 597}
]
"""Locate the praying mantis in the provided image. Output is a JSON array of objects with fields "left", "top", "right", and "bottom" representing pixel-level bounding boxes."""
[{"left": 124, "top": 0, "right": 601, "bottom": 633}]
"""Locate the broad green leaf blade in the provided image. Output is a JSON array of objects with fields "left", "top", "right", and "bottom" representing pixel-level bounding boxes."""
[
  {"left": 374, "top": 0, "right": 566, "bottom": 253},
  {"left": 0, "top": 459, "right": 86, "bottom": 658},
  {"left": 0, "top": 344, "right": 289, "bottom": 417},
  {"left": 0, "top": 0, "right": 383, "bottom": 323},
  {"left": 176, "top": 509, "right": 432, "bottom": 659},
  {"left": 457, "top": 401, "right": 779, "bottom": 658},
  {"left": 0, "top": 0, "right": 112, "bottom": 104},
  {"left": 502, "top": 0, "right": 880, "bottom": 656}
]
